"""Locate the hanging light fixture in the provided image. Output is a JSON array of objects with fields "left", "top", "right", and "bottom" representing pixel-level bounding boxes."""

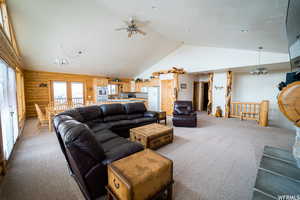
[
  {"left": 54, "top": 44, "right": 84, "bottom": 66},
  {"left": 250, "top": 46, "right": 268, "bottom": 75}
]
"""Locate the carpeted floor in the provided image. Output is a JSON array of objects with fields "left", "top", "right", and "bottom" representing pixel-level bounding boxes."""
[{"left": 0, "top": 113, "right": 295, "bottom": 200}]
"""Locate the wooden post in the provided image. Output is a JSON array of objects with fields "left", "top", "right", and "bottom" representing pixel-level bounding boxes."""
[
  {"left": 259, "top": 100, "right": 269, "bottom": 127},
  {"left": 225, "top": 71, "right": 232, "bottom": 118},
  {"left": 207, "top": 73, "right": 213, "bottom": 115}
]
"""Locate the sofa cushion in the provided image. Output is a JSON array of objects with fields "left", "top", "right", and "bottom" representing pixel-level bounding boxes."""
[
  {"left": 89, "top": 122, "right": 112, "bottom": 132},
  {"left": 64, "top": 122, "right": 105, "bottom": 162},
  {"left": 174, "top": 106, "right": 191, "bottom": 115},
  {"left": 134, "top": 117, "right": 156, "bottom": 124},
  {"left": 58, "top": 119, "right": 83, "bottom": 138},
  {"left": 58, "top": 109, "right": 84, "bottom": 122},
  {"left": 123, "top": 103, "right": 146, "bottom": 114},
  {"left": 53, "top": 115, "right": 74, "bottom": 129},
  {"left": 174, "top": 101, "right": 193, "bottom": 115},
  {"left": 127, "top": 113, "right": 144, "bottom": 120},
  {"left": 94, "top": 129, "right": 118, "bottom": 143},
  {"left": 104, "top": 114, "right": 128, "bottom": 122},
  {"left": 76, "top": 105, "right": 102, "bottom": 122},
  {"left": 108, "top": 120, "right": 135, "bottom": 128},
  {"left": 173, "top": 115, "right": 196, "bottom": 121},
  {"left": 85, "top": 119, "right": 103, "bottom": 127},
  {"left": 102, "top": 142, "right": 144, "bottom": 165},
  {"left": 100, "top": 104, "right": 125, "bottom": 116}
]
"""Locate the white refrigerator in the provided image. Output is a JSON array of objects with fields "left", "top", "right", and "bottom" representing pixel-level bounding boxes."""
[{"left": 147, "top": 87, "right": 160, "bottom": 111}]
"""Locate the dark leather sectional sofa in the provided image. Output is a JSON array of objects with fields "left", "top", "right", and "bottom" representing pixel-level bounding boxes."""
[{"left": 53, "top": 103, "right": 158, "bottom": 200}]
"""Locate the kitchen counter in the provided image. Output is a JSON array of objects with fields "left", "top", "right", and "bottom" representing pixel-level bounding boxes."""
[
  {"left": 107, "top": 98, "right": 147, "bottom": 102},
  {"left": 97, "top": 98, "right": 148, "bottom": 108}
]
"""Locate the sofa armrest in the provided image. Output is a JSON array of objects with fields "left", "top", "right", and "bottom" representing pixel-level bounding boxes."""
[
  {"left": 173, "top": 112, "right": 197, "bottom": 116},
  {"left": 144, "top": 111, "right": 158, "bottom": 118},
  {"left": 84, "top": 163, "right": 107, "bottom": 197}
]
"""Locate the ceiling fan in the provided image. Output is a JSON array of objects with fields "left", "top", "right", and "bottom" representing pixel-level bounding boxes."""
[{"left": 115, "top": 18, "right": 147, "bottom": 38}]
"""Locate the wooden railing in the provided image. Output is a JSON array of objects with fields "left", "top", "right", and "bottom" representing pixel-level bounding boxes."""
[
  {"left": 230, "top": 100, "right": 269, "bottom": 126},
  {"left": 53, "top": 97, "right": 84, "bottom": 105},
  {"left": 230, "top": 102, "right": 260, "bottom": 120}
]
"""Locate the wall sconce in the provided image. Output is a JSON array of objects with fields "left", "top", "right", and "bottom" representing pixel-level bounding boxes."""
[
  {"left": 214, "top": 86, "right": 224, "bottom": 90},
  {"left": 39, "top": 83, "right": 48, "bottom": 88}
]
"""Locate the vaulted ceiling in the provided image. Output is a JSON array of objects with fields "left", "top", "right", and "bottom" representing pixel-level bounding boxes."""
[{"left": 8, "top": 0, "right": 288, "bottom": 77}]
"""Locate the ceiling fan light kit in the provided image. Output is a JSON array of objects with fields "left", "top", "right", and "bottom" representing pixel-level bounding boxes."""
[{"left": 116, "top": 18, "right": 147, "bottom": 38}]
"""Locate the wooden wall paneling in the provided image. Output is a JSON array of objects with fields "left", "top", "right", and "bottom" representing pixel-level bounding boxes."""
[
  {"left": 225, "top": 71, "right": 233, "bottom": 118},
  {"left": 24, "top": 70, "right": 132, "bottom": 117},
  {"left": 24, "top": 71, "right": 89, "bottom": 117}
]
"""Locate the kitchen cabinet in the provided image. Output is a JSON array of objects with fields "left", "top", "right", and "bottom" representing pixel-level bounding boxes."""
[
  {"left": 94, "top": 78, "right": 108, "bottom": 86},
  {"left": 122, "top": 82, "right": 131, "bottom": 92}
]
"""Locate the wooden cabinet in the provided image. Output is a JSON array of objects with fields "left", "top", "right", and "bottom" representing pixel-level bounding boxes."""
[
  {"left": 149, "top": 78, "right": 160, "bottom": 87},
  {"left": 94, "top": 78, "right": 108, "bottom": 86},
  {"left": 122, "top": 82, "right": 131, "bottom": 92},
  {"left": 135, "top": 82, "right": 143, "bottom": 92}
]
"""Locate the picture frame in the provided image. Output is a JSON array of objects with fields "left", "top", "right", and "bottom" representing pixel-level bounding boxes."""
[{"left": 180, "top": 83, "right": 187, "bottom": 89}]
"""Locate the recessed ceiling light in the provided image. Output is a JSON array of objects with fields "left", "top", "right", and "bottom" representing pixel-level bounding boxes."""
[{"left": 241, "top": 29, "right": 249, "bottom": 33}]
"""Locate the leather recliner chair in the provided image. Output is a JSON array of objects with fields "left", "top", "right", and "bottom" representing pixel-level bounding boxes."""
[{"left": 172, "top": 101, "right": 197, "bottom": 127}]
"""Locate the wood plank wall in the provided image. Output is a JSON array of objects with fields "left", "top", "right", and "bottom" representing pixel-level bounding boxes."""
[{"left": 24, "top": 70, "right": 131, "bottom": 117}]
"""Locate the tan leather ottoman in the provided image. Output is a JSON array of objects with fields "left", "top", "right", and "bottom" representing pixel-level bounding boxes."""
[
  {"left": 107, "top": 149, "right": 173, "bottom": 200},
  {"left": 130, "top": 123, "right": 173, "bottom": 150}
]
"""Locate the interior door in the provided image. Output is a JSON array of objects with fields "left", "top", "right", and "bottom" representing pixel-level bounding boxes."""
[
  {"left": 52, "top": 81, "right": 85, "bottom": 105},
  {"left": 52, "top": 81, "right": 68, "bottom": 104},
  {"left": 161, "top": 80, "right": 173, "bottom": 115},
  {"left": 71, "top": 82, "right": 84, "bottom": 105},
  {"left": 0, "top": 60, "right": 18, "bottom": 160},
  {"left": 193, "top": 82, "right": 200, "bottom": 111},
  {"left": 148, "top": 87, "right": 160, "bottom": 111}
]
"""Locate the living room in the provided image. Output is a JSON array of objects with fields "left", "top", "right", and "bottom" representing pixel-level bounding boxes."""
[{"left": 0, "top": 0, "right": 300, "bottom": 200}]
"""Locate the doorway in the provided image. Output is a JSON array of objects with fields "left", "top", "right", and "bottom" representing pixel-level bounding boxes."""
[
  {"left": 51, "top": 81, "right": 85, "bottom": 105},
  {"left": 0, "top": 60, "right": 19, "bottom": 160},
  {"left": 202, "top": 82, "right": 209, "bottom": 111},
  {"left": 193, "top": 81, "right": 209, "bottom": 111}
]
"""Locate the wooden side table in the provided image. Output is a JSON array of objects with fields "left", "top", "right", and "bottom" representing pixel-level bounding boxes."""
[{"left": 157, "top": 111, "right": 167, "bottom": 125}]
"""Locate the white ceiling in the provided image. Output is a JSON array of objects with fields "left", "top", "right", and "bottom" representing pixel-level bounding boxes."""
[{"left": 8, "top": 0, "right": 289, "bottom": 77}]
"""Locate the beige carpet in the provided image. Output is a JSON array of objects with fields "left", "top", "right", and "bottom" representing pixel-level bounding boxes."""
[{"left": 0, "top": 113, "right": 295, "bottom": 200}]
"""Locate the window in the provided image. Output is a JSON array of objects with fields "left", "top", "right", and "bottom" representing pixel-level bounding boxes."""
[
  {"left": 0, "top": 6, "right": 3, "bottom": 27},
  {"left": 108, "top": 84, "right": 118, "bottom": 95},
  {"left": 51, "top": 81, "right": 85, "bottom": 105},
  {"left": 52, "top": 81, "right": 67, "bottom": 104},
  {"left": 0, "top": 60, "right": 19, "bottom": 160},
  {"left": 71, "top": 82, "right": 84, "bottom": 105}
]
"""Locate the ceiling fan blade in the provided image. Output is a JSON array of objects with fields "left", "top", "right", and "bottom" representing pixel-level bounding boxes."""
[
  {"left": 135, "top": 20, "right": 150, "bottom": 28},
  {"left": 123, "top": 20, "right": 130, "bottom": 26},
  {"left": 115, "top": 27, "right": 127, "bottom": 31},
  {"left": 136, "top": 29, "right": 147, "bottom": 35}
]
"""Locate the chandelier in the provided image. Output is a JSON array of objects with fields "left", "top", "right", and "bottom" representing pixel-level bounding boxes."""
[{"left": 250, "top": 46, "right": 268, "bottom": 75}]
